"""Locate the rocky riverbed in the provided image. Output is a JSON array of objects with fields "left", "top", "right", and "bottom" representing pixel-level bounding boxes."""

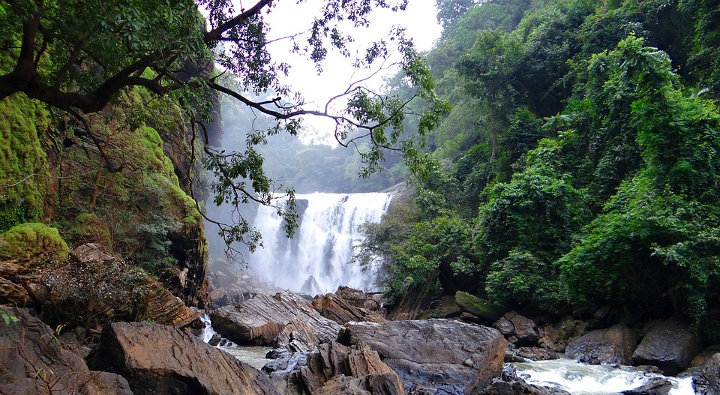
[{"left": 3, "top": 256, "right": 720, "bottom": 394}]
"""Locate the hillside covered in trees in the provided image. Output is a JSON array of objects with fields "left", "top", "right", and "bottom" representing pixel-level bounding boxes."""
[{"left": 361, "top": 0, "right": 720, "bottom": 340}]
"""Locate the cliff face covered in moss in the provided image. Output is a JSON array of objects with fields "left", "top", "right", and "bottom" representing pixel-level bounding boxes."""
[{"left": 0, "top": 87, "right": 209, "bottom": 311}]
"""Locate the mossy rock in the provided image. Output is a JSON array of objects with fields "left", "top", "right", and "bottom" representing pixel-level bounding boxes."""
[
  {"left": 0, "top": 222, "right": 69, "bottom": 264},
  {"left": 66, "top": 213, "right": 111, "bottom": 247},
  {"left": 454, "top": 291, "right": 501, "bottom": 324}
]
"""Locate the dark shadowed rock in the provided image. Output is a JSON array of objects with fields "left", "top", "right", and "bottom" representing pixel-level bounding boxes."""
[
  {"left": 566, "top": 324, "right": 637, "bottom": 365},
  {"left": 512, "top": 347, "right": 558, "bottom": 361},
  {"left": 690, "top": 345, "right": 720, "bottom": 367},
  {"left": 87, "top": 321, "right": 277, "bottom": 394},
  {"left": 420, "top": 295, "right": 463, "bottom": 319},
  {"left": 338, "top": 319, "right": 507, "bottom": 394},
  {"left": 678, "top": 353, "right": 720, "bottom": 395},
  {"left": 632, "top": 320, "right": 701, "bottom": 375},
  {"left": 0, "top": 306, "right": 131, "bottom": 395},
  {"left": 210, "top": 291, "right": 341, "bottom": 346},
  {"left": 621, "top": 377, "right": 672, "bottom": 395},
  {"left": 538, "top": 317, "right": 587, "bottom": 352},
  {"left": 494, "top": 311, "right": 540, "bottom": 346}
]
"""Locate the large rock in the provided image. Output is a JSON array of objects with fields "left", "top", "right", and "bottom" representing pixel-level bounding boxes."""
[
  {"left": 338, "top": 319, "right": 507, "bottom": 394},
  {"left": 87, "top": 321, "right": 278, "bottom": 394},
  {"left": 8, "top": 243, "right": 202, "bottom": 339},
  {"left": 0, "top": 306, "right": 131, "bottom": 394},
  {"left": 678, "top": 353, "right": 720, "bottom": 395},
  {"left": 312, "top": 287, "right": 385, "bottom": 324},
  {"left": 538, "top": 317, "right": 587, "bottom": 352},
  {"left": 456, "top": 291, "right": 500, "bottom": 324},
  {"left": 493, "top": 311, "right": 540, "bottom": 346},
  {"left": 566, "top": 324, "right": 637, "bottom": 365},
  {"left": 299, "top": 341, "right": 403, "bottom": 394},
  {"left": 275, "top": 318, "right": 320, "bottom": 352},
  {"left": 621, "top": 377, "right": 672, "bottom": 395},
  {"left": 632, "top": 320, "right": 701, "bottom": 375},
  {"left": 210, "top": 291, "right": 341, "bottom": 346}
]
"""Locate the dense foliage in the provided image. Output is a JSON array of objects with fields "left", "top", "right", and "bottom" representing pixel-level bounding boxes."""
[{"left": 363, "top": 0, "right": 720, "bottom": 331}]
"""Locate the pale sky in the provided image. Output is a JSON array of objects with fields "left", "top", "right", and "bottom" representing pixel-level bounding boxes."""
[{"left": 263, "top": 0, "right": 443, "bottom": 144}]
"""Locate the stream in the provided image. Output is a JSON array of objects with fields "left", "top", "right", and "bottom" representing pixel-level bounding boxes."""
[{"left": 514, "top": 356, "right": 696, "bottom": 394}]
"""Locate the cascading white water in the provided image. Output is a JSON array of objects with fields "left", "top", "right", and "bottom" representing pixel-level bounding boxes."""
[
  {"left": 248, "top": 192, "right": 392, "bottom": 295},
  {"left": 514, "top": 357, "right": 695, "bottom": 394}
]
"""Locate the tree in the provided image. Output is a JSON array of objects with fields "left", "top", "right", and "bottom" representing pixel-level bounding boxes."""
[{"left": 0, "top": 0, "right": 447, "bottom": 251}]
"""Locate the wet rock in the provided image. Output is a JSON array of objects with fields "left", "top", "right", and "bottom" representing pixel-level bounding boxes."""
[
  {"left": 678, "top": 353, "right": 720, "bottom": 395},
  {"left": 0, "top": 306, "right": 131, "bottom": 395},
  {"left": 478, "top": 364, "right": 570, "bottom": 395},
  {"left": 338, "top": 319, "right": 507, "bottom": 394},
  {"left": 632, "top": 320, "right": 701, "bottom": 375},
  {"left": 312, "top": 289, "right": 385, "bottom": 325},
  {"left": 87, "top": 321, "right": 278, "bottom": 394},
  {"left": 566, "top": 324, "right": 637, "bottom": 365},
  {"left": 621, "top": 377, "right": 672, "bottom": 395},
  {"left": 538, "top": 317, "right": 587, "bottom": 352},
  {"left": 210, "top": 291, "right": 341, "bottom": 346}
]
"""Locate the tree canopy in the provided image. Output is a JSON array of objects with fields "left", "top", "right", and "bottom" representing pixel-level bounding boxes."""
[{"left": 0, "top": 0, "right": 447, "bottom": 250}]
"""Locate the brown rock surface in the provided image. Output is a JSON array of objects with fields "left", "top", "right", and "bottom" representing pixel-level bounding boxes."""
[
  {"left": 566, "top": 324, "right": 637, "bottom": 365},
  {"left": 0, "top": 306, "right": 131, "bottom": 395},
  {"left": 300, "top": 341, "right": 403, "bottom": 395},
  {"left": 87, "top": 321, "right": 278, "bottom": 395},
  {"left": 312, "top": 288, "right": 385, "bottom": 325},
  {"left": 275, "top": 318, "right": 321, "bottom": 352},
  {"left": 338, "top": 319, "right": 507, "bottom": 394},
  {"left": 210, "top": 291, "right": 341, "bottom": 346}
]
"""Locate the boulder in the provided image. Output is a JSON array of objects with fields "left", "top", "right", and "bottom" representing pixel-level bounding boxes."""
[
  {"left": 456, "top": 291, "right": 500, "bottom": 324},
  {"left": 210, "top": 291, "right": 341, "bottom": 346},
  {"left": 478, "top": 363, "right": 571, "bottom": 395},
  {"left": 511, "top": 347, "right": 558, "bottom": 361},
  {"left": 335, "top": 286, "right": 384, "bottom": 312},
  {"left": 275, "top": 318, "right": 320, "bottom": 352},
  {"left": 299, "top": 341, "right": 403, "bottom": 394},
  {"left": 678, "top": 353, "right": 720, "bottom": 395},
  {"left": 419, "top": 295, "right": 463, "bottom": 319},
  {"left": 493, "top": 311, "right": 540, "bottom": 346},
  {"left": 312, "top": 291, "right": 385, "bottom": 325},
  {"left": 0, "top": 306, "right": 131, "bottom": 395},
  {"left": 632, "top": 320, "right": 701, "bottom": 375},
  {"left": 338, "top": 319, "right": 507, "bottom": 394},
  {"left": 621, "top": 377, "right": 672, "bottom": 395},
  {"left": 690, "top": 345, "right": 720, "bottom": 367},
  {"left": 566, "top": 324, "right": 637, "bottom": 365},
  {"left": 87, "top": 321, "right": 278, "bottom": 394},
  {"left": 538, "top": 317, "right": 587, "bottom": 352}
]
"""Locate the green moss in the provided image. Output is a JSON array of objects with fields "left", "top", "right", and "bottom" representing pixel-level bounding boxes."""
[
  {"left": 0, "top": 222, "right": 69, "bottom": 262},
  {"left": 455, "top": 291, "right": 501, "bottom": 322},
  {"left": 66, "top": 213, "right": 111, "bottom": 247},
  {"left": 0, "top": 95, "right": 50, "bottom": 232}
]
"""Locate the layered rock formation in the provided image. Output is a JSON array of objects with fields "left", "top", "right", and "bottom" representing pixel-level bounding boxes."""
[{"left": 87, "top": 321, "right": 278, "bottom": 395}]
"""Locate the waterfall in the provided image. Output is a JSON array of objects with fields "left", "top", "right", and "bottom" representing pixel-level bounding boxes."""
[{"left": 248, "top": 192, "right": 392, "bottom": 295}]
